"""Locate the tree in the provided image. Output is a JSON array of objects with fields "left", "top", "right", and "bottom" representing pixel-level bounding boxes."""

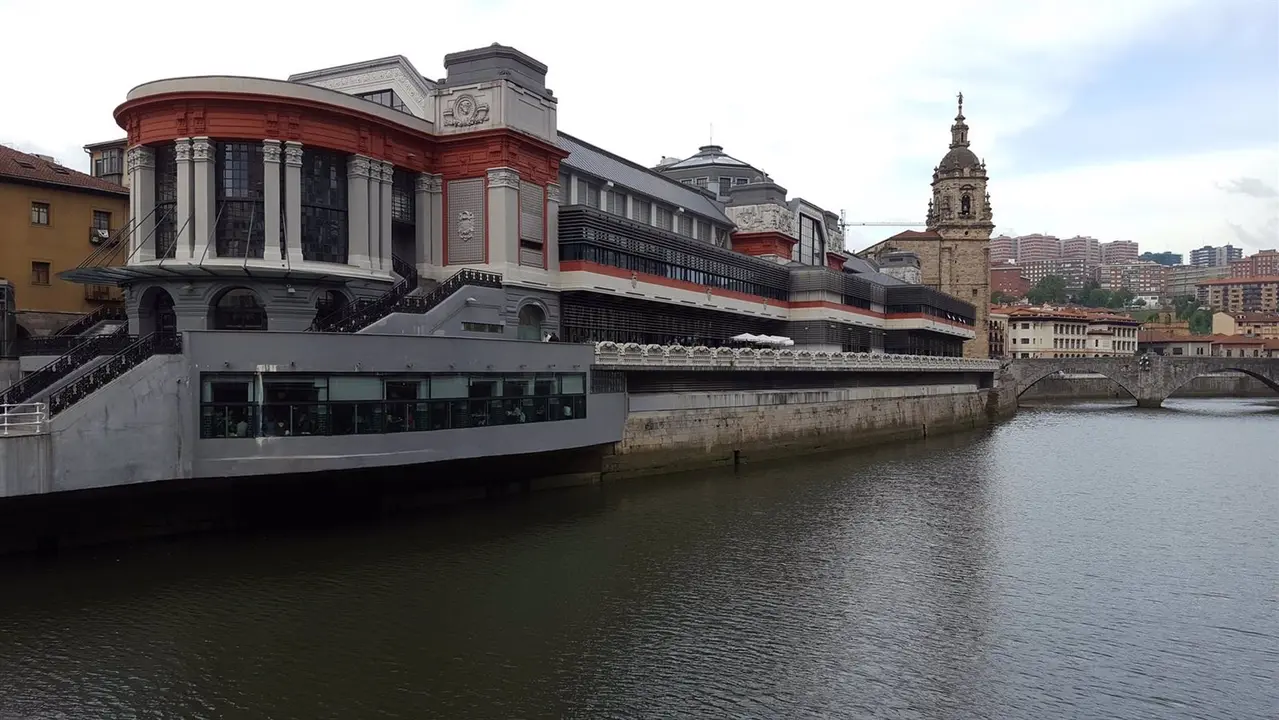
[
  {"left": 1026, "top": 275, "right": 1068, "bottom": 305},
  {"left": 991, "top": 290, "right": 1016, "bottom": 305},
  {"left": 1189, "top": 309, "right": 1213, "bottom": 335}
]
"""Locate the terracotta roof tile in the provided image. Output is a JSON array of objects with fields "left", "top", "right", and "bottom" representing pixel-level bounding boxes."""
[
  {"left": 0, "top": 144, "right": 127, "bottom": 196},
  {"left": 1198, "top": 275, "right": 1279, "bottom": 285}
]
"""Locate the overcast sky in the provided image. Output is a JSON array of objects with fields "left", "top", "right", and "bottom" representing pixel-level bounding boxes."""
[{"left": 2, "top": 0, "right": 1275, "bottom": 256}]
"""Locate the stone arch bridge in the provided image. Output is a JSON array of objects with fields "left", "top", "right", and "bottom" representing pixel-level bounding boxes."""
[{"left": 1003, "top": 357, "right": 1279, "bottom": 408}]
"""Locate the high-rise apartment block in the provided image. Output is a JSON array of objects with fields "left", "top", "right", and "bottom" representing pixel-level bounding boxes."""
[
  {"left": 990, "top": 235, "right": 1017, "bottom": 265},
  {"left": 1016, "top": 234, "right": 1061, "bottom": 263},
  {"left": 1190, "top": 244, "right": 1243, "bottom": 268},
  {"left": 1061, "top": 235, "right": 1101, "bottom": 266},
  {"left": 1099, "top": 240, "right": 1139, "bottom": 265}
]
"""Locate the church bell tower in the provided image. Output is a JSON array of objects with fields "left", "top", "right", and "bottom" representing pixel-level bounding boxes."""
[{"left": 926, "top": 93, "right": 994, "bottom": 358}]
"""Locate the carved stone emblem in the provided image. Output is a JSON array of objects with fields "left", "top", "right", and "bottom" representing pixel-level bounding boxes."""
[
  {"left": 444, "top": 94, "right": 490, "bottom": 128},
  {"left": 458, "top": 211, "right": 476, "bottom": 242}
]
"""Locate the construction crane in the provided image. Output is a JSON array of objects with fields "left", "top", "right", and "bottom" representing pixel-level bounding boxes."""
[{"left": 838, "top": 209, "right": 926, "bottom": 233}]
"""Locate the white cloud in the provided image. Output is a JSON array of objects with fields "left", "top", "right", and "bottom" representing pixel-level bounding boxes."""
[
  {"left": 1, "top": 0, "right": 1271, "bottom": 257},
  {"left": 992, "top": 146, "right": 1279, "bottom": 254}
]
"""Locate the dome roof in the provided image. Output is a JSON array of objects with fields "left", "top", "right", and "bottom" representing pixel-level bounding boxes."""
[{"left": 938, "top": 146, "right": 980, "bottom": 173}]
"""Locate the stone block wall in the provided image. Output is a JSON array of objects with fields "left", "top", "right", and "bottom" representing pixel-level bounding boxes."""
[{"left": 605, "top": 387, "right": 991, "bottom": 479}]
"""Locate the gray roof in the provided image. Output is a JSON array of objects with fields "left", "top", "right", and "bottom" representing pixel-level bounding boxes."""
[
  {"left": 558, "top": 133, "right": 731, "bottom": 225},
  {"left": 665, "top": 144, "right": 755, "bottom": 170},
  {"left": 842, "top": 255, "right": 906, "bottom": 285}
]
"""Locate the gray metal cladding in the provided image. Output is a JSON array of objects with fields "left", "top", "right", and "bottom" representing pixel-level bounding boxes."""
[
  {"left": 520, "top": 181, "right": 544, "bottom": 243},
  {"left": 557, "top": 132, "right": 731, "bottom": 225},
  {"left": 447, "top": 178, "right": 485, "bottom": 264}
]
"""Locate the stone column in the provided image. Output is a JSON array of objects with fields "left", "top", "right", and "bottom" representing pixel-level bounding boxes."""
[
  {"left": 191, "top": 137, "right": 216, "bottom": 262},
  {"left": 486, "top": 167, "right": 520, "bottom": 267},
  {"left": 375, "top": 161, "right": 393, "bottom": 271},
  {"left": 173, "top": 139, "right": 193, "bottom": 262},
  {"left": 546, "top": 182, "right": 562, "bottom": 274},
  {"left": 283, "top": 141, "right": 304, "bottom": 265},
  {"left": 347, "top": 155, "right": 371, "bottom": 270},
  {"left": 262, "top": 140, "right": 284, "bottom": 264},
  {"left": 365, "top": 161, "right": 381, "bottom": 271},
  {"left": 126, "top": 146, "right": 156, "bottom": 263},
  {"left": 413, "top": 173, "right": 434, "bottom": 270}
]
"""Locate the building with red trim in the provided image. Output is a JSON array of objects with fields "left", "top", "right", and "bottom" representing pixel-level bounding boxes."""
[{"left": 62, "top": 43, "right": 976, "bottom": 356}]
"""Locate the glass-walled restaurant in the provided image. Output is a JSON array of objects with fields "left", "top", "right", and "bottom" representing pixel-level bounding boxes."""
[{"left": 201, "top": 371, "right": 588, "bottom": 439}]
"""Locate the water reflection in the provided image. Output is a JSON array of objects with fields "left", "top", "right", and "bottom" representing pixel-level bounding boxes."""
[{"left": 0, "top": 400, "right": 1275, "bottom": 719}]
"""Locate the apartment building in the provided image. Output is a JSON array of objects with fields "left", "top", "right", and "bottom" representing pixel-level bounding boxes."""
[
  {"left": 1211, "top": 311, "right": 1279, "bottom": 338},
  {"left": 1163, "top": 264, "right": 1229, "bottom": 302},
  {"left": 1003, "top": 306, "right": 1140, "bottom": 358},
  {"left": 1199, "top": 276, "right": 1279, "bottom": 312},
  {"left": 0, "top": 144, "right": 129, "bottom": 335},
  {"left": 1099, "top": 240, "right": 1139, "bottom": 265},
  {"left": 1230, "top": 249, "right": 1279, "bottom": 278},
  {"left": 1190, "top": 244, "right": 1242, "bottom": 268}
]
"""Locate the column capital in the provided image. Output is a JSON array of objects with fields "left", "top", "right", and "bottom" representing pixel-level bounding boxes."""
[
  {"left": 546, "top": 182, "right": 563, "bottom": 204},
  {"left": 126, "top": 145, "right": 155, "bottom": 171},
  {"left": 174, "top": 138, "right": 192, "bottom": 163},
  {"left": 191, "top": 137, "right": 214, "bottom": 162},
  {"left": 415, "top": 173, "right": 443, "bottom": 194},
  {"left": 486, "top": 166, "right": 520, "bottom": 190},
  {"left": 376, "top": 160, "right": 394, "bottom": 184},
  {"left": 263, "top": 139, "right": 282, "bottom": 164},
  {"left": 283, "top": 140, "right": 303, "bottom": 167},
  {"left": 347, "top": 155, "right": 372, "bottom": 178}
]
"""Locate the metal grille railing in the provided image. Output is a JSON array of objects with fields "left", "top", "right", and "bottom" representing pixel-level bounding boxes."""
[
  {"left": 53, "top": 304, "right": 128, "bottom": 338},
  {"left": 0, "top": 325, "right": 132, "bottom": 409},
  {"left": 311, "top": 264, "right": 501, "bottom": 334},
  {"left": 48, "top": 332, "right": 183, "bottom": 416}
]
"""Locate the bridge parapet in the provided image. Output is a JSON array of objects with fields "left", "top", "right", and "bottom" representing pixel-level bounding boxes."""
[
  {"left": 1003, "top": 356, "right": 1279, "bottom": 407},
  {"left": 593, "top": 342, "right": 1001, "bottom": 373}
]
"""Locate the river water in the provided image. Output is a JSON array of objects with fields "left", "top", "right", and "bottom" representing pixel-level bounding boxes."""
[{"left": 1, "top": 398, "right": 1276, "bottom": 719}]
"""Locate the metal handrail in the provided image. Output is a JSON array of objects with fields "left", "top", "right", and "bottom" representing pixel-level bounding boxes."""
[
  {"left": 48, "top": 332, "right": 183, "bottom": 416},
  {"left": 0, "top": 402, "right": 49, "bottom": 435},
  {"left": 0, "top": 325, "right": 132, "bottom": 408},
  {"left": 309, "top": 252, "right": 423, "bottom": 332},
  {"left": 53, "top": 304, "right": 128, "bottom": 337},
  {"left": 311, "top": 266, "right": 501, "bottom": 333}
]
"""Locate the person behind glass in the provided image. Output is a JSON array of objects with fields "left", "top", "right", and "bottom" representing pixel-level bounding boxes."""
[
  {"left": 294, "top": 411, "right": 313, "bottom": 436},
  {"left": 541, "top": 330, "right": 560, "bottom": 342}
]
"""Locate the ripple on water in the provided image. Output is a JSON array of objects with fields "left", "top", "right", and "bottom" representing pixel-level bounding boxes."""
[{"left": 0, "top": 399, "right": 1276, "bottom": 719}]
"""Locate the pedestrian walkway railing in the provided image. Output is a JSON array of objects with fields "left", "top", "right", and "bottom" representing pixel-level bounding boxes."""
[{"left": 0, "top": 402, "right": 50, "bottom": 436}]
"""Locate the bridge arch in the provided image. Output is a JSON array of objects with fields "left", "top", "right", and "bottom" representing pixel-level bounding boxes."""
[
  {"left": 1014, "top": 365, "right": 1140, "bottom": 401},
  {"left": 1163, "top": 367, "right": 1279, "bottom": 399}
]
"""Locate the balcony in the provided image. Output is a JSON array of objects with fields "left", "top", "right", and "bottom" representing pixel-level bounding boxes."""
[
  {"left": 85, "top": 285, "right": 120, "bottom": 302},
  {"left": 89, "top": 226, "right": 115, "bottom": 245}
]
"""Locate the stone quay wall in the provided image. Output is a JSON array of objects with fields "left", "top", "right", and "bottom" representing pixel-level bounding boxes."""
[
  {"left": 604, "top": 384, "right": 993, "bottom": 479},
  {"left": 1021, "top": 373, "right": 1273, "bottom": 401}
]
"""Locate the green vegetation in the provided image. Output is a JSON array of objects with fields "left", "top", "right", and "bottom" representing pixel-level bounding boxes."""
[
  {"left": 1023, "top": 276, "right": 1140, "bottom": 310},
  {"left": 1172, "top": 295, "right": 1214, "bottom": 335}
]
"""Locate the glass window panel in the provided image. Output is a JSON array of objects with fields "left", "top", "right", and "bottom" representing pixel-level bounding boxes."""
[
  {"left": 504, "top": 375, "right": 534, "bottom": 396},
  {"left": 430, "top": 374, "right": 468, "bottom": 398},
  {"left": 561, "top": 373, "right": 585, "bottom": 394},
  {"left": 533, "top": 376, "right": 558, "bottom": 395},
  {"left": 329, "top": 376, "right": 384, "bottom": 401},
  {"left": 469, "top": 376, "right": 502, "bottom": 398}
]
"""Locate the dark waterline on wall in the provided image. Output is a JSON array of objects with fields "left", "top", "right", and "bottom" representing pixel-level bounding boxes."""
[{"left": 0, "top": 398, "right": 1276, "bottom": 719}]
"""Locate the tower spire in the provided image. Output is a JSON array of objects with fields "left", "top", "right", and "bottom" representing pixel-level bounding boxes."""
[{"left": 950, "top": 91, "right": 970, "bottom": 149}]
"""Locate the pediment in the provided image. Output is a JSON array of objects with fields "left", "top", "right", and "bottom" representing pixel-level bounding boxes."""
[{"left": 289, "top": 56, "right": 436, "bottom": 120}]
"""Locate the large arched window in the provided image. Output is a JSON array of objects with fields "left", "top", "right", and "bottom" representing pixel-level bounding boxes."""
[
  {"left": 517, "top": 303, "right": 546, "bottom": 341},
  {"left": 301, "top": 149, "right": 349, "bottom": 263},
  {"left": 210, "top": 287, "right": 268, "bottom": 331},
  {"left": 154, "top": 143, "right": 177, "bottom": 259},
  {"left": 215, "top": 142, "right": 266, "bottom": 259}
]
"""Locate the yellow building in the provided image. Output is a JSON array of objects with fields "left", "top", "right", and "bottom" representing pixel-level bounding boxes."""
[
  {"left": 1211, "top": 311, "right": 1279, "bottom": 338},
  {"left": 1, "top": 144, "right": 129, "bottom": 335}
]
